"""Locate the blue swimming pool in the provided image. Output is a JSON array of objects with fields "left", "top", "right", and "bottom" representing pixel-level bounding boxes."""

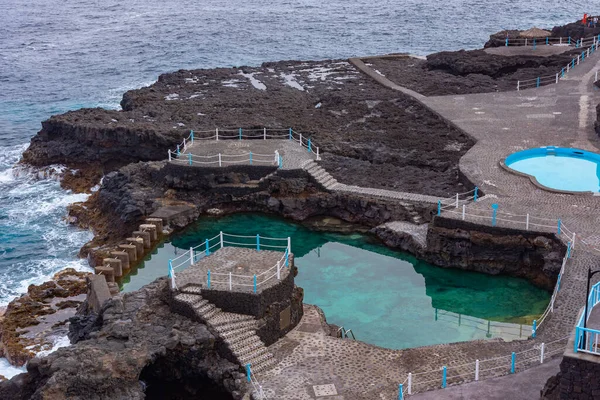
[{"left": 505, "top": 147, "right": 600, "bottom": 192}]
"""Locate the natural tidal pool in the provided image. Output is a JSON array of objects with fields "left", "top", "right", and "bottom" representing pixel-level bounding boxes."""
[{"left": 122, "top": 213, "right": 550, "bottom": 349}]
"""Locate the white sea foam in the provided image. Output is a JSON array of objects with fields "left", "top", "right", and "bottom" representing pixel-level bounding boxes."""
[
  {"left": 33, "top": 335, "right": 71, "bottom": 358},
  {"left": 0, "top": 358, "right": 25, "bottom": 379}
]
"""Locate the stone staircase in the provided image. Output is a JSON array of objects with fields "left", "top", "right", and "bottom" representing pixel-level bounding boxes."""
[
  {"left": 302, "top": 160, "right": 437, "bottom": 222},
  {"left": 172, "top": 286, "right": 277, "bottom": 374},
  {"left": 303, "top": 160, "right": 340, "bottom": 190}
]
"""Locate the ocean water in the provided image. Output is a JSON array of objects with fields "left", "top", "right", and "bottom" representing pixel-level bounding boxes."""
[
  {"left": 122, "top": 214, "right": 549, "bottom": 349},
  {"left": 0, "top": 0, "right": 582, "bottom": 376}
]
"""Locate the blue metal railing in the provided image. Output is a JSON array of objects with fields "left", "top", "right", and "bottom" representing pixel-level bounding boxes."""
[{"left": 574, "top": 282, "right": 600, "bottom": 355}]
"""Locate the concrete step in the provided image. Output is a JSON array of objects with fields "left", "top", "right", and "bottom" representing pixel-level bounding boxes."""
[
  {"left": 213, "top": 319, "right": 257, "bottom": 334},
  {"left": 221, "top": 326, "right": 255, "bottom": 341},
  {"left": 223, "top": 330, "right": 257, "bottom": 345},
  {"left": 174, "top": 293, "right": 203, "bottom": 306},
  {"left": 238, "top": 347, "right": 271, "bottom": 365},
  {"left": 203, "top": 308, "right": 222, "bottom": 320},
  {"left": 230, "top": 340, "right": 264, "bottom": 358},
  {"left": 195, "top": 303, "right": 216, "bottom": 315},
  {"left": 192, "top": 299, "right": 210, "bottom": 310},
  {"left": 210, "top": 313, "right": 255, "bottom": 328},
  {"left": 320, "top": 177, "right": 336, "bottom": 187},
  {"left": 228, "top": 334, "right": 264, "bottom": 353},
  {"left": 180, "top": 284, "right": 203, "bottom": 295}
]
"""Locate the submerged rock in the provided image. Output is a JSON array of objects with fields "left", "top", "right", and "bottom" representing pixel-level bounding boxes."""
[{"left": 0, "top": 268, "right": 89, "bottom": 367}]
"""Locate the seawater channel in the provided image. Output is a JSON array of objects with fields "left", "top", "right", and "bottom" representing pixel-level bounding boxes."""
[{"left": 122, "top": 213, "right": 550, "bottom": 350}]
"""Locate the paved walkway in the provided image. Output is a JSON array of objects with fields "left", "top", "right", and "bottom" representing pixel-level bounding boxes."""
[{"left": 410, "top": 358, "right": 560, "bottom": 400}]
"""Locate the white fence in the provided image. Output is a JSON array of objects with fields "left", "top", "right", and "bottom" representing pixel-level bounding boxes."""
[
  {"left": 517, "top": 34, "right": 600, "bottom": 90},
  {"left": 168, "top": 232, "right": 291, "bottom": 293},
  {"left": 398, "top": 335, "right": 569, "bottom": 398},
  {"left": 168, "top": 128, "right": 321, "bottom": 161},
  {"left": 169, "top": 150, "right": 281, "bottom": 168}
]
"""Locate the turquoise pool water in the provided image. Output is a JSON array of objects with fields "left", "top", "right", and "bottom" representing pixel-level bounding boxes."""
[
  {"left": 122, "top": 214, "right": 550, "bottom": 349},
  {"left": 505, "top": 147, "right": 600, "bottom": 192}
]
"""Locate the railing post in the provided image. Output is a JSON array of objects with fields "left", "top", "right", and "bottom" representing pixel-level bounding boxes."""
[
  {"left": 219, "top": 153, "right": 222, "bottom": 167},
  {"left": 408, "top": 373, "right": 412, "bottom": 395},
  {"left": 256, "top": 234, "right": 260, "bottom": 251},
  {"left": 279, "top": 155, "right": 282, "bottom": 169},
  {"left": 168, "top": 149, "right": 172, "bottom": 161},
  {"left": 546, "top": 37, "right": 549, "bottom": 45},
  {"left": 207, "top": 270, "right": 211, "bottom": 288},
  {"left": 536, "top": 77, "right": 540, "bottom": 88},
  {"left": 475, "top": 359, "right": 479, "bottom": 381},
  {"left": 511, "top": 352, "right": 516, "bottom": 374},
  {"left": 491, "top": 203, "right": 498, "bottom": 227},
  {"left": 398, "top": 384, "right": 404, "bottom": 400},
  {"left": 462, "top": 204, "right": 465, "bottom": 220},
  {"left": 277, "top": 261, "right": 281, "bottom": 280},
  {"left": 229, "top": 272, "right": 232, "bottom": 290},
  {"left": 285, "top": 248, "right": 289, "bottom": 267},
  {"left": 253, "top": 275, "right": 257, "bottom": 293},
  {"left": 540, "top": 343, "right": 545, "bottom": 363},
  {"left": 526, "top": 213, "right": 530, "bottom": 230},
  {"left": 525, "top": 38, "right": 528, "bottom": 46},
  {"left": 533, "top": 39, "right": 536, "bottom": 49},
  {"left": 557, "top": 219, "right": 562, "bottom": 235},
  {"left": 455, "top": 193, "right": 459, "bottom": 208},
  {"left": 572, "top": 59, "right": 575, "bottom": 69},
  {"left": 216, "top": 127, "right": 219, "bottom": 141},
  {"left": 505, "top": 37, "right": 508, "bottom": 46},
  {"left": 176, "top": 144, "right": 180, "bottom": 156},
  {"left": 568, "top": 36, "right": 571, "bottom": 45},
  {"left": 567, "top": 241, "right": 571, "bottom": 258},
  {"left": 308, "top": 138, "right": 312, "bottom": 153},
  {"left": 473, "top": 186, "right": 478, "bottom": 202},
  {"left": 442, "top": 366, "right": 447, "bottom": 388},
  {"left": 562, "top": 68, "right": 565, "bottom": 78},
  {"left": 437, "top": 200, "right": 441, "bottom": 216},
  {"left": 316, "top": 146, "right": 320, "bottom": 160},
  {"left": 517, "top": 80, "right": 520, "bottom": 91},
  {"left": 263, "top": 127, "right": 267, "bottom": 140},
  {"left": 190, "top": 247, "right": 194, "bottom": 266},
  {"left": 532, "top": 319, "right": 537, "bottom": 338},
  {"left": 249, "top": 151, "right": 253, "bottom": 165},
  {"left": 220, "top": 231, "right": 224, "bottom": 248},
  {"left": 205, "top": 239, "right": 210, "bottom": 256},
  {"left": 289, "top": 128, "right": 292, "bottom": 140},
  {"left": 573, "top": 233, "right": 576, "bottom": 250},
  {"left": 246, "top": 364, "right": 251, "bottom": 382},
  {"left": 239, "top": 127, "right": 242, "bottom": 140},
  {"left": 190, "top": 130, "right": 194, "bottom": 143},
  {"left": 188, "top": 153, "right": 192, "bottom": 166},
  {"left": 555, "top": 73, "right": 559, "bottom": 84}
]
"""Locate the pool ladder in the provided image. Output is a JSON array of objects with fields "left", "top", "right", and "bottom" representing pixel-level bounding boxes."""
[{"left": 337, "top": 326, "right": 356, "bottom": 340}]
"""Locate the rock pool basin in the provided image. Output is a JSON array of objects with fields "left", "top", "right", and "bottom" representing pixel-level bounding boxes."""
[
  {"left": 122, "top": 214, "right": 550, "bottom": 350},
  {"left": 504, "top": 147, "right": 600, "bottom": 193}
]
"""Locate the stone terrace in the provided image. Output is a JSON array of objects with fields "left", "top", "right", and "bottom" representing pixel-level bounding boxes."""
[{"left": 175, "top": 247, "right": 290, "bottom": 293}]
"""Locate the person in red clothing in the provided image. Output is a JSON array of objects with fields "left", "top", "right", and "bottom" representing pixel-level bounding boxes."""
[{"left": 583, "top": 13, "right": 588, "bottom": 25}]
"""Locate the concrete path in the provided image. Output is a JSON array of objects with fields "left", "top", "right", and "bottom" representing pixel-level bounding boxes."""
[{"left": 411, "top": 358, "right": 560, "bottom": 400}]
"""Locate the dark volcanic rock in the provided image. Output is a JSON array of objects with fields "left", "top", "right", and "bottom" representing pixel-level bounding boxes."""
[
  {"left": 22, "top": 60, "right": 473, "bottom": 197},
  {"left": 0, "top": 278, "right": 246, "bottom": 400},
  {"left": 366, "top": 47, "right": 583, "bottom": 96}
]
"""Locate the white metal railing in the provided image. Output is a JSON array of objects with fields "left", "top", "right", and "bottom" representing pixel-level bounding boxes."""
[
  {"left": 169, "top": 150, "right": 281, "bottom": 168},
  {"left": 168, "top": 232, "right": 291, "bottom": 293},
  {"left": 438, "top": 203, "right": 576, "bottom": 247},
  {"left": 438, "top": 187, "right": 479, "bottom": 210},
  {"left": 168, "top": 127, "right": 321, "bottom": 161},
  {"left": 397, "top": 334, "right": 569, "bottom": 398},
  {"left": 516, "top": 35, "right": 600, "bottom": 90}
]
